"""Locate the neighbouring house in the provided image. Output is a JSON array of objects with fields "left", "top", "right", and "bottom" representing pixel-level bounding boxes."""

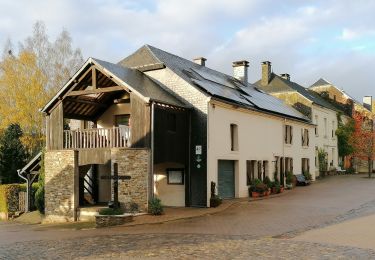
[
  {"left": 309, "top": 78, "right": 374, "bottom": 172},
  {"left": 41, "top": 45, "right": 315, "bottom": 222},
  {"left": 254, "top": 62, "right": 339, "bottom": 177}
]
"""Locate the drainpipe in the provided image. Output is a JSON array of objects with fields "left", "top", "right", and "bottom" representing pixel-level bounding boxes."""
[
  {"left": 17, "top": 169, "right": 29, "bottom": 212},
  {"left": 150, "top": 102, "right": 155, "bottom": 200}
]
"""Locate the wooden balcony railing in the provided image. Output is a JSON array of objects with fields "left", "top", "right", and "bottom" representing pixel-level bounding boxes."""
[{"left": 63, "top": 126, "right": 131, "bottom": 149}]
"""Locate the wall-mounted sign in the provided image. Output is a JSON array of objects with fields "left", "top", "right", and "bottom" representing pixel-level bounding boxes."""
[
  {"left": 167, "top": 168, "right": 184, "bottom": 185},
  {"left": 195, "top": 145, "right": 202, "bottom": 155}
]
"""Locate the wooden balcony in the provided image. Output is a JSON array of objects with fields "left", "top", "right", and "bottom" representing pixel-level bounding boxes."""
[{"left": 63, "top": 126, "right": 131, "bottom": 149}]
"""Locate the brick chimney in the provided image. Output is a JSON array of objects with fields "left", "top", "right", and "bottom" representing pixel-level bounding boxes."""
[
  {"left": 280, "top": 73, "right": 290, "bottom": 81},
  {"left": 232, "top": 60, "right": 249, "bottom": 85},
  {"left": 261, "top": 61, "right": 272, "bottom": 86},
  {"left": 193, "top": 57, "right": 206, "bottom": 66}
]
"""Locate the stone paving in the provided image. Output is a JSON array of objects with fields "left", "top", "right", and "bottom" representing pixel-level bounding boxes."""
[{"left": 1, "top": 175, "right": 375, "bottom": 259}]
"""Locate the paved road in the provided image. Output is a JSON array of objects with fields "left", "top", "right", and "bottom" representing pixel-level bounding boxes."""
[{"left": 1, "top": 175, "right": 375, "bottom": 259}]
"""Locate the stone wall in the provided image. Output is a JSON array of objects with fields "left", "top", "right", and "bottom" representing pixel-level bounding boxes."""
[
  {"left": 111, "top": 148, "right": 150, "bottom": 212},
  {"left": 44, "top": 150, "right": 78, "bottom": 222}
]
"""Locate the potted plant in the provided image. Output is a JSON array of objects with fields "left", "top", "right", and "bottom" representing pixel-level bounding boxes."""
[
  {"left": 303, "top": 171, "right": 312, "bottom": 181},
  {"left": 248, "top": 178, "right": 262, "bottom": 197},
  {"left": 285, "top": 171, "right": 293, "bottom": 190},
  {"left": 253, "top": 183, "right": 268, "bottom": 197},
  {"left": 271, "top": 180, "right": 281, "bottom": 194},
  {"left": 263, "top": 176, "right": 272, "bottom": 195}
]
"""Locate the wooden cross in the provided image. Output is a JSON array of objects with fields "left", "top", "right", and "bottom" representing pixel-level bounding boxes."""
[{"left": 101, "top": 163, "right": 131, "bottom": 208}]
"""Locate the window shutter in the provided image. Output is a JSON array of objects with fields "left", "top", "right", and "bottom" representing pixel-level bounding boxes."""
[
  {"left": 307, "top": 130, "right": 309, "bottom": 146},
  {"left": 301, "top": 129, "right": 304, "bottom": 145},
  {"left": 285, "top": 125, "right": 287, "bottom": 143},
  {"left": 290, "top": 126, "right": 293, "bottom": 143}
]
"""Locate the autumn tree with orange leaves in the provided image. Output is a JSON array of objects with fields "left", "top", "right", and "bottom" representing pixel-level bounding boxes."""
[{"left": 350, "top": 113, "right": 375, "bottom": 178}]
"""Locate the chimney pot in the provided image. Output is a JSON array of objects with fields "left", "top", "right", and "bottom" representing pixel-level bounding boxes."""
[
  {"left": 363, "top": 96, "right": 373, "bottom": 112},
  {"left": 280, "top": 73, "right": 290, "bottom": 81},
  {"left": 193, "top": 57, "right": 207, "bottom": 66},
  {"left": 232, "top": 60, "right": 249, "bottom": 85},
  {"left": 261, "top": 61, "right": 272, "bottom": 86}
]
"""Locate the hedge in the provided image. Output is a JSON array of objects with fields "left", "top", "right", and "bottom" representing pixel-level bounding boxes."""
[
  {"left": 0, "top": 184, "right": 20, "bottom": 213},
  {"left": 0, "top": 183, "right": 39, "bottom": 213}
]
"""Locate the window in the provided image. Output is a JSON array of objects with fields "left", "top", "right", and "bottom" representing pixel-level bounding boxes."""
[
  {"left": 332, "top": 120, "right": 335, "bottom": 138},
  {"left": 285, "top": 157, "right": 293, "bottom": 173},
  {"left": 167, "top": 168, "right": 184, "bottom": 185},
  {"left": 230, "top": 124, "right": 238, "bottom": 151},
  {"left": 314, "top": 115, "right": 318, "bottom": 136},
  {"left": 302, "top": 158, "right": 310, "bottom": 174},
  {"left": 324, "top": 118, "right": 327, "bottom": 138},
  {"left": 246, "top": 160, "right": 256, "bottom": 185},
  {"left": 285, "top": 125, "right": 293, "bottom": 144},
  {"left": 167, "top": 113, "right": 177, "bottom": 132},
  {"left": 301, "top": 129, "right": 309, "bottom": 147},
  {"left": 115, "top": 114, "right": 130, "bottom": 127},
  {"left": 257, "top": 161, "right": 262, "bottom": 179}
]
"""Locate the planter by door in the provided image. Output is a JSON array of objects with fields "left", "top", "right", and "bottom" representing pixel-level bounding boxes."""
[{"left": 218, "top": 160, "right": 235, "bottom": 199}]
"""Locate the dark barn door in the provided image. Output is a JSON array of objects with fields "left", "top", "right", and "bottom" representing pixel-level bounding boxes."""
[{"left": 218, "top": 160, "right": 235, "bottom": 199}]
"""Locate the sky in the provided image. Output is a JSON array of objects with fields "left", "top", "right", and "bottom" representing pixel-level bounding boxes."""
[{"left": 0, "top": 0, "right": 374, "bottom": 101}]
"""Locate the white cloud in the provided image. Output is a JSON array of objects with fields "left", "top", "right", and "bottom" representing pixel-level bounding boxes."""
[{"left": 0, "top": 0, "right": 374, "bottom": 100}]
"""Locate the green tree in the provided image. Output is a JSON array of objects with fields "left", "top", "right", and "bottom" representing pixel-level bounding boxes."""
[
  {"left": 336, "top": 113, "right": 355, "bottom": 160},
  {"left": 0, "top": 124, "right": 28, "bottom": 184}
]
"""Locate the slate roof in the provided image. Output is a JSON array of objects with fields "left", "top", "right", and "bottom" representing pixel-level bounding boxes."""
[
  {"left": 120, "top": 45, "right": 309, "bottom": 122},
  {"left": 92, "top": 58, "right": 186, "bottom": 107},
  {"left": 42, "top": 57, "right": 187, "bottom": 113},
  {"left": 254, "top": 74, "right": 338, "bottom": 112},
  {"left": 309, "top": 78, "right": 332, "bottom": 88}
]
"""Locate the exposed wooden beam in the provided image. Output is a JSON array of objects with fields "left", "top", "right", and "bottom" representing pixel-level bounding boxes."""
[
  {"left": 65, "top": 97, "right": 107, "bottom": 107},
  {"left": 92, "top": 68, "right": 97, "bottom": 89},
  {"left": 114, "top": 98, "right": 130, "bottom": 104},
  {"left": 64, "top": 113, "right": 94, "bottom": 121},
  {"left": 66, "top": 86, "right": 124, "bottom": 96}
]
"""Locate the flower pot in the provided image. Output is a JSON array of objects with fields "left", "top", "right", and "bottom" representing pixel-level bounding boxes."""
[
  {"left": 280, "top": 187, "right": 284, "bottom": 193},
  {"left": 251, "top": 191, "right": 260, "bottom": 198}
]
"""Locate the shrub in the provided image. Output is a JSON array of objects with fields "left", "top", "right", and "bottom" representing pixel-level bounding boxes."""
[
  {"left": 263, "top": 176, "right": 272, "bottom": 189},
  {"left": 346, "top": 167, "right": 355, "bottom": 174},
  {"left": 148, "top": 197, "right": 163, "bottom": 215},
  {"left": 210, "top": 195, "right": 222, "bottom": 208},
  {"left": 286, "top": 172, "right": 294, "bottom": 185},
  {"left": 303, "top": 172, "right": 312, "bottom": 181},
  {"left": 34, "top": 186, "right": 45, "bottom": 214},
  {"left": 0, "top": 184, "right": 20, "bottom": 213},
  {"left": 254, "top": 183, "right": 268, "bottom": 193},
  {"left": 129, "top": 202, "right": 139, "bottom": 213},
  {"left": 99, "top": 207, "right": 124, "bottom": 215},
  {"left": 249, "top": 178, "right": 262, "bottom": 193}
]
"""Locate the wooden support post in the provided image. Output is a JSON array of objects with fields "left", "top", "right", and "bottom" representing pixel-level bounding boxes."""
[{"left": 92, "top": 67, "right": 97, "bottom": 89}]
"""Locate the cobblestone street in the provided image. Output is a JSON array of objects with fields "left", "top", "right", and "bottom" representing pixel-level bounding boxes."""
[{"left": 1, "top": 175, "right": 375, "bottom": 259}]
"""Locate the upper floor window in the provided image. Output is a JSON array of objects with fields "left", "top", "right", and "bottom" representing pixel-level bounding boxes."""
[
  {"left": 331, "top": 120, "right": 335, "bottom": 138},
  {"left": 314, "top": 115, "right": 318, "bottom": 136},
  {"left": 301, "top": 128, "right": 309, "bottom": 147},
  {"left": 324, "top": 118, "right": 327, "bottom": 138},
  {"left": 230, "top": 124, "right": 238, "bottom": 151},
  {"left": 115, "top": 114, "right": 130, "bottom": 127},
  {"left": 285, "top": 125, "right": 293, "bottom": 144}
]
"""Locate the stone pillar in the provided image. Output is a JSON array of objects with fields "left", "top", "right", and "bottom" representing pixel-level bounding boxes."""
[
  {"left": 111, "top": 148, "right": 150, "bottom": 212},
  {"left": 44, "top": 150, "right": 79, "bottom": 222}
]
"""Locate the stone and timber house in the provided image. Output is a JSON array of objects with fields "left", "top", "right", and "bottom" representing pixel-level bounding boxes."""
[{"left": 42, "top": 45, "right": 315, "bottom": 222}]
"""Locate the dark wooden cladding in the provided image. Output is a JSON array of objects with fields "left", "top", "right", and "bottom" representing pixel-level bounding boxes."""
[
  {"left": 153, "top": 106, "right": 188, "bottom": 165},
  {"left": 130, "top": 93, "right": 151, "bottom": 148},
  {"left": 47, "top": 102, "right": 64, "bottom": 150}
]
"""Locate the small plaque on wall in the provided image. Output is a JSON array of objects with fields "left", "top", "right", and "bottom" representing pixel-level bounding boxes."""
[{"left": 167, "top": 168, "right": 184, "bottom": 185}]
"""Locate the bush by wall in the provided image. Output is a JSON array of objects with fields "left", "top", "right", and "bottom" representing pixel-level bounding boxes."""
[{"left": 0, "top": 184, "right": 20, "bottom": 213}]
